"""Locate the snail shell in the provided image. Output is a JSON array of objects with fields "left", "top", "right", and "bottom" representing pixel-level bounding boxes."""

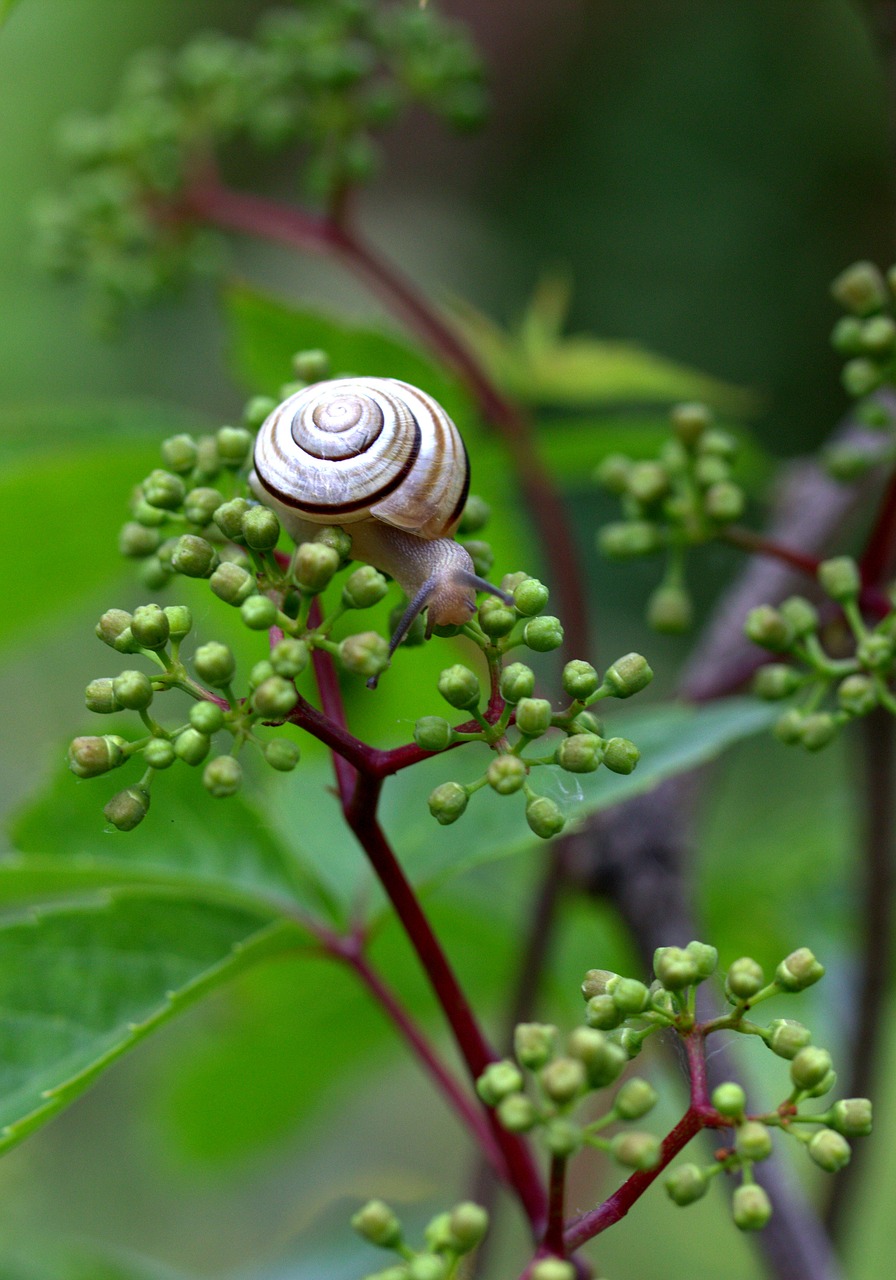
[{"left": 251, "top": 377, "right": 507, "bottom": 659}]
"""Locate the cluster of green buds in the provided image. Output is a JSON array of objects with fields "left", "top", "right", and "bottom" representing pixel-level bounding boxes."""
[
  {"left": 350, "top": 1197, "right": 488, "bottom": 1280},
  {"left": 421, "top": 636, "right": 652, "bottom": 840},
  {"left": 747, "top": 554, "right": 896, "bottom": 749},
  {"left": 33, "top": 0, "right": 485, "bottom": 326},
  {"left": 595, "top": 403, "right": 746, "bottom": 633},
  {"left": 824, "top": 260, "right": 896, "bottom": 478},
  {"left": 69, "top": 603, "right": 304, "bottom": 829}
]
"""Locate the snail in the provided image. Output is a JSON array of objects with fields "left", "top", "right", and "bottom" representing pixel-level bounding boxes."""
[{"left": 250, "top": 376, "right": 511, "bottom": 672}]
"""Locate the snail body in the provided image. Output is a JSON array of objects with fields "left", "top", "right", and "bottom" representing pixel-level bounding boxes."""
[{"left": 251, "top": 376, "right": 507, "bottom": 654}]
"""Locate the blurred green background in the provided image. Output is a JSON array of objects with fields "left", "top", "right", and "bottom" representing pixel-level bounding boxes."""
[{"left": 1, "top": 2, "right": 893, "bottom": 1278}]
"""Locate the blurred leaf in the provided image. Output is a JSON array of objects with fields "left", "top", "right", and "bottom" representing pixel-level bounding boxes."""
[
  {"left": 0, "top": 399, "right": 208, "bottom": 465},
  {"left": 0, "top": 889, "right": 300, "bottom": 1157},
  {"left": 0, "top": 0, "right": 24, "bottom": 27}
]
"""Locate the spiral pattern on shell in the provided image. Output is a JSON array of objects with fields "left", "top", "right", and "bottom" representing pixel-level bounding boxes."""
[{"left": 253, "top": 377, "right": 470, "bottom": 539}]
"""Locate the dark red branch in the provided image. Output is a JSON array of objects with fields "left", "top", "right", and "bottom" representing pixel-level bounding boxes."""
[
  {"left": 544, "top": 1154, "right": 568, "bottom": 1257},
  {"left": 860, "top": 465, "right": 896, "bottom": 585}
]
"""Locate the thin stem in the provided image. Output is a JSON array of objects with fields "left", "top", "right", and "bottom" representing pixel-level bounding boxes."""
[
  {"left": 721, "top": 525, "right": 822, "bottom": 577},
  {"left": 306, "top": 599, "right": 356, "bottom": 806},
  {"left": 544, "top": 1154, "right": 568, "bottom": 1257},
  {"left": 860, "top": 464, "right": 896, "bottom": 586}
]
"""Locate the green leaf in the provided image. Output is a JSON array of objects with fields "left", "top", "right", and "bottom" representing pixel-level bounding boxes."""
[
  {"left": 0, "top": 0, "right": 25, "bottom": 27},
  {"left": 0, "top": 399, "right": 208, "bottom": 466},
  {"left": 0, "top": 889, "right": 301, "bottom": 1157}
]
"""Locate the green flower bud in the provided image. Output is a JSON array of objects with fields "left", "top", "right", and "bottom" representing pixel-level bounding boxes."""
[
  {"left": 823, "top": 443, "right": 875, "bottom": 481},
  {"left": 103, "top": 785, "right": 151, "bottom": 832},
  {"left": 119, "top": 522, "right": 161, "bottom": 558},
  {"left": 514, "top": 1022, "right": 558, "bottom": 1071},
  {"left": 314, "top": 524, "right": 353, "bottom": 563},
  {"left": 476, "top": 1059, "right": 524, "bottom": 1105},
  {"left": 458, "top": 494, "right": 491, "bottom": 534},
  {"left": 654, "top": 945, "right": 699, "bottom": 990},
  {"left": 799, "top": 713, "right": 838, "bottom": 752},
  {"left": 112, "top": 669, "right": 154, "bottom": 711},
  {"left": 142, "top": 468, "right": 186, "bottom": 510},
  {"left": 774, "top": 709, "right": 806, "bottom": 745},
  {"left": 478, "top": 597, "right": 517, "bottom": 638},
  {"left": 271, "top": 638, "right": 309, "bottom": 679},
  {"left": 461, "top": 539, "right": 494, "bottom": 578},
  {"left": 671, "top": 402, "right": 711, "bottom": 446},
  {"left": 513, "top": 699, "right": 551, "bottom": 739},
  {"left": 745, "top": 605, "right": 794, "bottom": 652},
  {"left": 818, "top": 556, "right": 861, "bottom": 602},
  {"left": 138, "top": 558, "right": 172, "bottom": 592},
  {"left": 131, "top": 603, "right": 171, "bottom": 651},
  {"left": 407, "top": 1253, "right": 445, "bottom": 1280},
  {"left": 264, "top": 739, "right": 300, "bottom": 772},
  {"left": 500, "top": 662, "right": 535, "bottom": 704},
  {"left": 665, "top": 1163, "right": 709, "bottom": 1206},
  {"left": 526, "top": 796, "right": 565, "bottom": 839},
  {"left": 194, "top": 641, "right": 236, "bottom": 687},
  {"left": 241, "top": 595, "right": 279, "bottom": 630},
  {"left": 612, "top": 1131, "right": 661, "bottom": 1171},
  {"left": 584, "top": 994, "right": 623, "bottom": 1031},
  {"left": 539, "top": 1056, "right": 587, "bottom": 1105},
  {"left": 562, "top": 660, "right": 599, "bottom": 701},
  {"left": 487, "top": 754, "right": 528, "bottom": 794},
  {"left": 808, "top": 1129, "right": 851, "bottom": 1173},
  {"left": 595, "top": 452, "right": 634, "bottom": 494},
  {"left": 843, "top": 358, "right": 883, "bottom": 398},
  {"left": 248, "top": 662, "right": 274, "bottom": 691},
  {"left": 214, "top": 498, "right": 251, "bottom": 542},
  {"left": 861, "top": 313, "right": 896, "bottom": 354},
  {"left": 253, "top": 676, "right": 299, "bottom": 718},
  {"left": 602, "top": 653, "right": 653, "bottom": 698},
  {"left": 647, "top": 583, "right": 693, "bottom": 633},
  {"left": 184, "top": 487, "right": 224, "bottom": 527},
  {"left": 496, "top": 1093, "right": 539, "bottom": 1132},
  {"left": 216, "top": 425, "right": 253, "bottom": 468},
  {"left": 779, "top": 596, "right": 819, "bottom": 638},
  {"left": 831, "top": 260, "right": 887, "bottom": 315},
  {"left": 428, "top": 781, "right": 468, "bottom": 825},
  {"left": 68, "top": 734, "right": 127, "bottom": 778},
  {"left": 830, "top": 1098, "right": 872, "bottom": 1137},
  {"left": 203, "top": 755, "right": 242, "bottom": 798},
  {"left": 173, "top": 728, "right": 211, "bottom": 767},
  {"left": 543, "top": 1119, "right": 583, "bottom": 1158},
  {"left": 568, "top": 1026, "right": 627, "bottom": 1087},
  {"left": 351, "top": 1199, "right": 402, "bottom": 1250},
  {"left": 602, "top": 737, "right": 640, "bottom": 774},
  {"left": 143, "top": 737, "right": 175, "bottom": 769},
  {"left": 556, "top": 733, "right": 603, "bottom": 773},
  {"left": 164, "top": 605, "right": 192, "bottom": 639},
  {"left": 607, "top": 975, "right": 651, "bottom": 1015},
  {"left": 737, "top": 1121, "right": 773, "bottom": 1162},
  {"left": 725, "top": 956, "right": 765, "bottom": 1001},
  {"left": 790, "top": 1046, "right": 834, "bottom": 1091},
  {"left": 626, "top": 460, "right": 669, "bottom": 505},
  {"left": 694, "top": 455, "right": 730, "bottom": 487},
  {"left": 412, "top": 716, "right": 453, "bottom": 753},
  {"left": 437, "top": 664, "right": 480, "bottom": 711},
  {"left": 571, "top": 708, "right": 603, "bottom": 735},
  {"left": 753, "top": 663, "right": 803, "bottom": 700},
  {"left": 292, "top": 349, "right": 330, "bottom": 382},
  {"left": 766, "top": 1019, "right": 812, "bottom": 1059},
  {"left": 857, "top": 632, "right": 894, "bottom": 669},
  {"left": 160, "top": 433, "right": 198, "bottom": 473},
  {"left": 340, "top": 631, "right": 389, "bottom": 681},
  {"left": 523, "top": 616, "right": 564, "bottom": 652},
  {"left": 807, "top": 1069, "right": 838, "bottom": 1099},
  {"left": 243, "top": 396, "right": 277, "bottom": 429},
  {"left": 598, "top": 521, "right": 661, "bottom": 558},
  {"left": 85, "top": 677, "right": 120, "bottom": 715},
  {"left": 581, "top": 969, "right": 614, "bottom": 1000},
  {"left": 242, "top": 505, "right": 281, "bottom": 551},
  {"left": 614, "top": 1078, "right": 659, "bottom": 1120},
  {"left": 172, "top": 534, "right": 219, "bottom": 578},
  {"left": 342, "top": 565, "right": 389, "bottom": 609},
  {"left": 210, "top": 562, "right": 257, "bottom": 606},
  {"left": 194, "top": 434, "right": 221, "bottom": 481},
  {"left": 445, "top": 1201, "right": 488, "bottom": 1254},
  {"left": 189, "top": 701, "right": 225, "bottom": 735},
  {"left": 530, "top": 1261, "right": 576, "bottom": 1280},
  {"left": 776, "top": 947, "right": 825, "bottom": 991},
  {"left": 838, "top": 673, "right": 878, "bottom": 716},
  {"left": 514, "top": 577, "right": 550, "bottom": 616},
  {"left": 699, "top": 427, "right": 738, "bottom": 456},
  {"left": 732, "top": 1183, "right": 772, "bottom": 1231},
  {"left": 831, "top": 315, "right": 866, "bottom": 356},
  {"left": 712, "top": 1082, "right": 746, "bottom": 1118},
  {"left": 96, "top": 609, "right": 134, "bottom": 651},
  {"left": 685, "top": 940, "right": 718, "bottom": 978},
  {"left": 423, "top": 1212, "right": 454, "bottom": 1254},
  {"left": 704, "top": 480, "right": 745, "bottom": 523}
]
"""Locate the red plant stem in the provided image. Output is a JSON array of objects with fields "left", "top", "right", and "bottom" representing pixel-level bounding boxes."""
[
  {"left": 544, "top": 1154, "right": 568, "bottom": 1257},
  {"left": 860, "top": 465, "right": 896, "bottom": 585},
  {"left": 721, "top": 525, "right": 822, "bottom": 576}
]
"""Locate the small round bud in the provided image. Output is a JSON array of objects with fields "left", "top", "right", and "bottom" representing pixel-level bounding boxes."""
[
  {"left": 711, "top": 1083, "right": 747, "bottom": 1118},
  {"left": 694, "top": 455, "right": 730, "bottom": 487},
  {"left": 350, "top": 1199, "right": 402, "bottom": 1250},
  {"left": 665, "top": 1163, "right": 709, "bottom": 1206},
  {"left": 138, "top": 558, "right": 172, "bottom": 592},
  {"left": 823, "top": 443, "right": 874, "bottom": 480},
  {"left": 647, "top": 584, "right": 693, "bottom": 633},
  {"left": 514, "top": 578, "right": 550, "bottom": 616},
  {"left": 271, "top": 638, "right": 309, "bottom": 678},
  {"left": 745, "top": 606, "right": 794, "bottom": 652},
  {"left": 314, "top": 525, "right": 353, "bottom": 565},
  {"left": 242, "top": 506, "right": 281, "bottom": 552},
  {"left": 164, "top": 605, "right": 192, "bottom": 639},
  {"left": 525, "top": 796, "right": 565, "bottom": 840},
  {"left": 243, "top": 396, "right": 277, "bottom": 429},
  {"left": 160, "top": 434, "right": 198, "bottom": 473},
  {"left": 562, "top": 660, "right": 600, "bottom": 701},
  {"left": 496, "top": 1093, "right": 539, "bottom": 1132},
  {"left": 595, "top": 452, "right": 633, "bottom": 492},
  {"left": 85, "top": 678, "right": 120, "bottom": 715},
  {"left": 130, "top": 603, "right": 170, "bottom": 651},
  {"left": 193, "top": 436, "right": 221, "bottom": 481},
  {"left": 190, "top": 701, "right": 225, "bottom": 734},
  {"left": 103, "top": 785, "right": 151, "bottom": 831},
  {"left": 556, "top": 733, "right": 603, "bottom": 774},
  {"left": 732, "top": 1183, "right": 772, "bottom": 1231},
  {"left": 830, "top": 1098, "right": 872, "bottom": 1137},
  {"left": 438, "top": 664, "right": 481, "bottom": 711},
  {"left": 736, "top": 1121, "right": 773, "bottom": 1162},
  {"left": 210, "top": 561, "right": 257, "bottom": 606},
  {"left": 514, "top": 1022, "right": 558, "bottom": 1071},
  {"left": 861, "top": 313, "right": 896, "bottom": 354},
  {"left": 602, "top": 737, "right": 640, "bottom": 774},
  {"left": 582, "top": 969, "right": 614, "bottom": 1000},
  {"left": 584, "top": 994, "right": 623, "bottom": 1031},
  {"left": 203, "top": 755, "right": 242, "bottom": 797},
  {"left": 831, "top": 315, "right": 866, "bottom": 356},
  {"left": 413, "top": 716, "right": 454, "bottom": 753},
  {"left": 543, "top": 1119, "right": 583, "bottom": 1158},
  {"left": 172, "top": 534, "right": 219, "bottom": 578},
  {"left": 598, "top": 521, "right": 661, "bottom": 558},
  {"left": 614, "top": 1078, "right": 659, "bottom": 1120},
  {"left": 446, "top": 1202, "right": 488, "bottom": 1255},
  {"left": 194, "top": 642, "right": 236, "bottom": 687},
  {"left": 252, "top": 676, "right": 299, "bottom": 718},
  {"left": 214, "top": 498, "right": 251, "bottom": 542},
  {"left": 685, "top": 940, "right": 718, "bottom": 978},
  {"left": 568, "top": 1027, "right": 626, "bottom": 1087},
  {"left": 119, "top": 522, "right": 161, "bottom": 558},
  {"left": 654, "top": 946, "right": 699, "bottom": 990},
  {"left": 68, "top": 734, "right": 127, "bottom": 778},
  {"left": 408, "top": 1254, "right": 445, "bottom": 1280},
  {"left": 173, "top": 728, "right": 211, "bottom": 767},
  {"left": 611, "top": 1131, "right": 661, "bottom": 1171},
  {"left": 500, "top": 662, "right": 535, "bottom": 704},
  {"left": 838, "top": 674, "right": 878, "bottom": 716},
  {"left": 292, "top": 349, "right": 330, "bottom": 382},
  {"left": 776, "top": 947, "right": 825, "bottom": 991},
  {"left": 753, "top": 664, "right": 803, "bottom": 700},
  {"left": 428, "top": 781, "right": 468, "bottom": 826},
  {"left": 340, "top": 632, "right": 389, "bottom": 681},
  {"left": 144, "top": 737, "right": 175, "bottom": 769},
  {"left": 530, "top": 1261, "right": 576, "bottom": 1280},
  {"left": 515, "top": 697, "right": 553, "bottom": 736},
  {"left": 342, "top": 565, "right": 389, "bottom": 609},
  {"left": 704, "top": 480, "right": 745, "bottom": 523},
  {"left": 487, "top": 754, "right": 528, "bottom": 794},
  {"left": 671, "top": 402, "right": 711, "bottom": 446},
  {"left": 626, "top": 460, "right": 669, "bottom": 505},
  {"left": 458, "top": 494, "right": 491, "bottom": 534},
  {"left": 725, "top": 956, "right": 765, "bottom": 1001},
  {"left": 808, "top": 1129, "right": 851, "bottom": 1173},
  {"left": 818, "top": 556, "right": 861, "bottom": 603},
  {"left": 523, "top": 616, "right": 564, "bottom": 652},
  {"left": 216, "top": 425, "right": 253, "bottom": 468},
  {"left": 241, "top": 596, "right": 279, "bottom": 631},
  {"left": 478, "top": 597, "right": 517, "bottom": 638},
  {"left": 462, "top": 539, "right": 494, "bottom": 577},
  {"left": 602, "top": 653, "right": 653, "bottom": 698},
  {"left": 790, "top": 1046, "right": 834, "bottom": 1091},
  {"left": 766, "top": 1019, "right": 812, "bottom": 1059},
  {"left": 96, "top": 609, "right": 134, "bottom": 650},
  {"left": 476, "top": 1059, "right": 524, "bottom": 1105},
  {"left": 774, "top": 709, "right": 806, "bottom": 744},
  {"left": 607, "top": 975, "right": 651, "bottom": 1015},
  {"left": 799, "top": 713, "right": 838, "bottom": 752},
  {"left": 539, "top": 1056, "right": 586, "bottom": 1105},
  {"left": 857, "top": 632, "right": 894, "bottom": 669},
  {"left": 112, "top": 669, "right": 154, "bottom": 711},
  {"left": 831, "top": 260, "right": 887, "bottom": 315},
  {"left": 184, "top": 487, "right": 224, "bottom": 527},
  {"left": 779, "top": 596, "right": 819, "bottom": 637},
  {"left": 142, "top": 469, "right": 185, "bottom": 511},
  {"left": 264, "top": 739, "right": 300, "bottom": 772}
]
